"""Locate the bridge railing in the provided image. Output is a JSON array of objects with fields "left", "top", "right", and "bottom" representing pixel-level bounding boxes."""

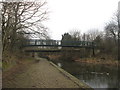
[
  {"left": 30, "top": 40, "right": 61, "bottom": 46},
  {"left": 61, "top": 40, "right": 94, "bottom": 47},
  {"left": 23, "top": 39, "right": 96, "bottom": 48}
]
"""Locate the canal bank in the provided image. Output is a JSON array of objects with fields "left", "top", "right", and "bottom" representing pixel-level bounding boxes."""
[
  {"left": 49, "top": 61, "right": 91, "bottom": 88},
  {"left": 52, "top": 60, "right": 119, "bottom": 89},
  {"left": 3, "top": 58, "right": 92, "bottom": 88}
]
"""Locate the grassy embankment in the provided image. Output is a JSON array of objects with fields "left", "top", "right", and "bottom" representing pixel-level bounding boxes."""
[
  {"left": 75, "top": 58, "right": 119, "bottom": 66},
  {"left": 48, "top": 54, "right": 119, "bottom": 67},
  {"left": 2, "top": 52, "right": 34, "bottom": 72},
  {"left": 2, "top": 52, "right": 36, "bottom": 82}
]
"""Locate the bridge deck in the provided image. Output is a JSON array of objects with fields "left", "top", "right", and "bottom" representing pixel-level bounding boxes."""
[
  {"left": 23, "top": 39, "right": 95, "bottom": 48},
  {"left": 23, "top": 39, "right": 97, "bottom": 53}
]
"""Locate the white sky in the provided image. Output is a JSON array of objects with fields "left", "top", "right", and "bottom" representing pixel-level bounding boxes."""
[
  {"left": 43, "top": 0, "right": 120, "bottom": 40},
  {"left": 1, "top": 0, "right": 120, "bottom": 40}
]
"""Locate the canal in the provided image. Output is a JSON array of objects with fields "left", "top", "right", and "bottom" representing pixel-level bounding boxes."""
[{"left": 53, "top": 60, "right": 119, "bottom": 89}]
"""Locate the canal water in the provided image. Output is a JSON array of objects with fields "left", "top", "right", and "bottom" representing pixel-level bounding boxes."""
[{"left": 54, "top": 61, "right": 119, "bottom": 89}]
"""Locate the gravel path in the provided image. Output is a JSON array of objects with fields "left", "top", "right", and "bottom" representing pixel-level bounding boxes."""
[{"left": 3, "top": 59, "right": 81, "bottom": 88}]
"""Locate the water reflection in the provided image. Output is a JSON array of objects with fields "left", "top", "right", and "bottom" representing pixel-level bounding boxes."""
[{"left": 54, "top": 61, "right": 119, "bottom": 89}]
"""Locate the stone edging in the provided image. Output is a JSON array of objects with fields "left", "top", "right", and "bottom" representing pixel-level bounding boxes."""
[{"left": 49, "top": 61, "right": 93, "bottom": 89}]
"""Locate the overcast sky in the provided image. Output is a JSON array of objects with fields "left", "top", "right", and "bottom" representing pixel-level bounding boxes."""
[{"left": 43, "top": 0, "right": 120, "bottom": 40}]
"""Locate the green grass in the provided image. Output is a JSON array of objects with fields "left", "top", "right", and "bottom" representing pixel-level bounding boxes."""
[{"left": 2, "top": 62, "right": 15, "bottom": 71}]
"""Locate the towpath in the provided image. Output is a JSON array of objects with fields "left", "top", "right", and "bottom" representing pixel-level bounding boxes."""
[{"left": 3, "top": 58, "right": 91, "bottom": 88}]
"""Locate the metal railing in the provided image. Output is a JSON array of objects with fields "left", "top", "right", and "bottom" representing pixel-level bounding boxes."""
[{"left": 23, "top": 39, "right": 96, "bottom": 48}]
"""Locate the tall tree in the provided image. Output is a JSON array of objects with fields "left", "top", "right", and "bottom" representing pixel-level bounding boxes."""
[
  {"left": 86, "top": 29, "right": 103, "bottom": 41},
  {"left": 61, "top": 33, "right": 72, "bottom": 46},
  {"left": 103, "top": 12, "right": 119, "bottom": 59},
  {"left": 69, "top": 30, "right": 81, "bottom": 41},
  {"left": 105, "top": 22, "right": 118, "bottom": 44},
  {"left": 2, "top": 1, "right": 49, "bottom": 52}
]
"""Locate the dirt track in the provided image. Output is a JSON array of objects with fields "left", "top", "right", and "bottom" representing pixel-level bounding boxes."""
[{"left": 3, "top": 59, "right": 82, "bottom": 88}]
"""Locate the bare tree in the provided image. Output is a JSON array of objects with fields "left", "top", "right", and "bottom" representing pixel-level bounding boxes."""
[
  {"left": 102, "top": 12, "right": 120, "bottom": 59},
  {"left": 82, "top": 33, "right": 87, "bottom": 41},
  {"left": 69, "top": 30, "right": 81, "bottom": 41},
  {"left": 105, "top": 22, "right": 118, "bottom": 44},
  {"left": 2, "top": 1, "right": 49, "bottom": 52},
  {"left": 86, "top": 29, "right": 103, "bottom": 41}
]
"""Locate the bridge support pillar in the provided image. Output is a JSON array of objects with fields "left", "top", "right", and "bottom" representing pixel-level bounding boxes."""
[
  {"left": 31, "top": 52, "right": 35, "bottom": 57},
  {"left": 34, "top": 52, "right": 39, "bottom": 58},
  {"left": 31, "top": 52, "right": 39, "bottom": 59},
  {"left": 92, "top": 42, "right": 95, "bottom": 56}
]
